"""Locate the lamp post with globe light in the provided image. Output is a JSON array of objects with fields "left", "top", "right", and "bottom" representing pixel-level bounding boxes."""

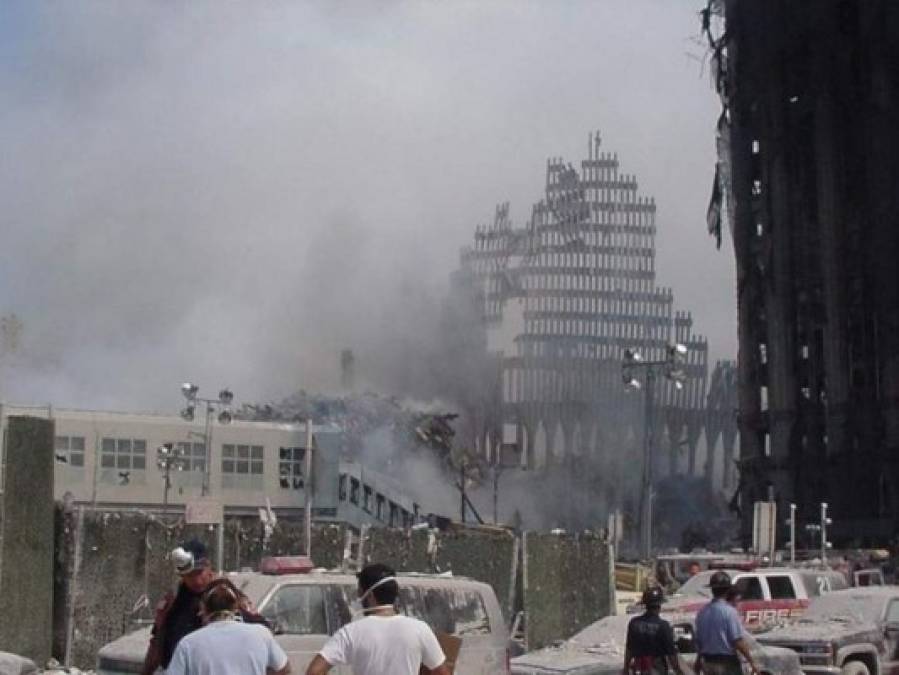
[
  {"left": 179, "top": 383, "right": 234, "bottom": 497},
  {"left": 156, "top": 443, "right": 188, "bottom": 519},
  {"left": 179, "top": 383, "right": 234, "bottom": 571},
  {"left": 621, "top": 343, "right": 690, "bottom": 559}
]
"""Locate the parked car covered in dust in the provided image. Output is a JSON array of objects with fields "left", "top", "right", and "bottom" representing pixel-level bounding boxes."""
[
  {"left": 97, "top": 563, "right": 510, "bottom": 675},
  {"left": 511, "top": 612, "right": 802, "bottom": 675},
  {"left": 757, "top": 586, "right": 899, "bottom": 675}
]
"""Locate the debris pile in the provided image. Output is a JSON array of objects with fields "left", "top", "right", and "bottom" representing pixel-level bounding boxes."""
[{"left": 239, "top": 391, "right": 487, "bottom": 487}]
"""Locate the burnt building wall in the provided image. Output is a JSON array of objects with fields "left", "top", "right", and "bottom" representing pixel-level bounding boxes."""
[{"left": 712, "top": 0, "right": 899, "bottom": 543}]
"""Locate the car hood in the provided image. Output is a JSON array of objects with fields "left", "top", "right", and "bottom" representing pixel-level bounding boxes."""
[
  {"left": 97, "top": 625, "right": 151, "bottom": 663},
  {"left": 511, "top": 645, "right": 623, "bottom": 675},
  {"left": 758, "top": 618, "right": 879, "bottom": 643},
  {"left": 511, "top": 616, "right": 634, "bottom": 675}
]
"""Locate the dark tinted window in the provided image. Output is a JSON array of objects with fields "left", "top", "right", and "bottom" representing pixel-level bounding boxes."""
[
  {"left": 734, "top": 576, "right": 763, "bottom": 601},
  {"left": 766, "top": 576, "right": 796, "bottom": 599}
]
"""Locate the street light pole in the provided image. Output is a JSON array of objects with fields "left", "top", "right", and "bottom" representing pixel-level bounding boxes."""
[
  {"left": 788, "top": 502, "right": 797, "bottom": 565},
  {"left": 821, "top": 502, "right": 832, "bottom": 565},
  {"left": 640, "top": 368, "right": 656, "bottom": 560},
  {"left": 179, "top": 384, "right": 233, "bottom": 572},
  {"left": 460, "top": 460, "right": 467, "bottom": 524},
  {"left": 622, "top": 344, "right": 689, "bottom": 560},
  {"left": 304, "top": 419, "right": 313, "bottom": 558},
  {"left": 493, "top": 465, "right": 500, "bottom": 525},
  {"left": 202, "top": 403, "right": 213, "bottom": 497},
  {"left": 156, "top": 443, "right": 187, "bottom": 523}
]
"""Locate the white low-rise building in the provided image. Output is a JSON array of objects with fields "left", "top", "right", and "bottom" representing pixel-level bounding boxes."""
[{"left": 0, "top": 404, "right": 421, "bottom": 527}]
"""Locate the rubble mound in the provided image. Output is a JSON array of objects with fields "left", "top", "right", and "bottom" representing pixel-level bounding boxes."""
[{"left": 238, "top": 391, "right": 487, "bottom": 485}]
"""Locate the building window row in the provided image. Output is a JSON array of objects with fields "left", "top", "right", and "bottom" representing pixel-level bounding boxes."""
[
  {"left": 56, "top": 437, "right": 284, "bottom": 491},
  {"left": 339, "top": 474, "right": 419, "bottom": 528}
]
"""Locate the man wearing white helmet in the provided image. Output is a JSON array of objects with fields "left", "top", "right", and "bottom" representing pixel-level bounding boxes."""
[
  {"left": 141, "top": 539, "right": 266, "bottom": 675},
  {"left": 167, "top": 578, "right": 290, "bottom": 675},
  {"left": 305, "top": 563, "right": 451, "bottom": 675}
]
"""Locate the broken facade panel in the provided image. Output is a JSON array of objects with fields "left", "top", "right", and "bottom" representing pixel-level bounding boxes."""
[
  {"left": 456, "top": 133, "right": 735, "bottom": 537},
  {"left": 713, "top": 0, "right": 899, "bottom": 544}
]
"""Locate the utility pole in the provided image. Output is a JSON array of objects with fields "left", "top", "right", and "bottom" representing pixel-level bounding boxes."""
[
  {"left": 460, "top": 460, "right": 467, "bottom": 523},
  {"left": 156, "top": 443, "right": 187, "bottom": 522},
  {"left": 179, "top": 384, "right": 233, "bottom": 572},
  {"left": 640, "top": 368, "right": 656, "bottom": 560},
  {"left": 493, "top": 465, "right": 500, "bottom": 525},
  {"left": 821, "top": 502, "right": 832, "bottom": 565},
  {"left": 304, "top": 419, "right": 313, "bottom": 558},
  {"left": 787, "top": 502, "right": 796, "bottom": 565}
]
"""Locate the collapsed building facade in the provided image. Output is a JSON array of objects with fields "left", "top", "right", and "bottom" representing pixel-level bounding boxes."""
[
  {"left": 707, "top": 1, "right": 899, "bottom": 544},
  {"left": 454, "top": 133, "right": 739, "bottom": 542}
]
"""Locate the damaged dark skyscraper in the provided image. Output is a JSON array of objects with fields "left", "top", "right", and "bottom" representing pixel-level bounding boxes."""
[{"left": 708, "top": 0, "right": 899, "bottom": 544}]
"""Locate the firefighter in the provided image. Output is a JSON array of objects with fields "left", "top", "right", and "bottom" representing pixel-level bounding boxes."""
[
  {"left": 694, "top": 571, "right": 759, "bottom": 675},
  {"left": 141, "top": 539, "right": 266, "bottom": 675},
  {"left": 622, "top": 586, "right": 683, "bottom": 675}
]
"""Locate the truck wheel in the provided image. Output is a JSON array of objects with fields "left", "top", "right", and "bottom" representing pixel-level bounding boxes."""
[{"left": 841, "top": 662, "right": 871, "bottom": 675}]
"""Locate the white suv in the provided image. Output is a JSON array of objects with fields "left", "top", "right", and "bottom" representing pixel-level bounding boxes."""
[{"left": 97, "top": 564, "right": 511, "bottom": 675}]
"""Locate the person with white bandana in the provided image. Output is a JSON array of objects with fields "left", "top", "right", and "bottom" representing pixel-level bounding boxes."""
[
  {"left": 305, "top": 563, "right": 451, "bottom": 675},
  {"left": 166, "top": 578, "right": 290, "bottom": 675}
]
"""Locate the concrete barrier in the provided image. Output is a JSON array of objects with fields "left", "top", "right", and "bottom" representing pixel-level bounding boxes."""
[
  {"left": 0, "top": 417, "right": 55, "bottom": 663},
  {"left": 523, "top": 531, "right": 615, "bottom": 651}
]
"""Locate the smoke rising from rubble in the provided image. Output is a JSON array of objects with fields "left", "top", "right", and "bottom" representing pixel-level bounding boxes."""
[{"left": 0, "top": 1, "right": 730, "bottom": 414}]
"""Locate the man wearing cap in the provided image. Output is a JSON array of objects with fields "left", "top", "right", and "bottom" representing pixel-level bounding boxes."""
[
  {"left": 693, "top": 571, "right": 759, "bottom": 675},
  {"left": 142, "top": 539, "right": 265, "bottom": 675},
  {"left": 622, "top": 586, "right": 683, "bottom": 674},
  {"left": 305, "top": 563, "right": 451, "bottom": 675}
]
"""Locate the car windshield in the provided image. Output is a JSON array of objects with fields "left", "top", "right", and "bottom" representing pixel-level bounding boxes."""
[{"left": 801, "top": 593, "right": 886, "bottom": 623}]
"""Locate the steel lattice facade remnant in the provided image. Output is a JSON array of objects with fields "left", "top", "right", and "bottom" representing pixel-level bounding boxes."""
[{"left": 454, "top": 133, "right": 737, "bottom": 535}]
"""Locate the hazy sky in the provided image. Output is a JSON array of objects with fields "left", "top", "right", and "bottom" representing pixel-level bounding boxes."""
[{"left": 0, "top": 0, "right": 734, "bottom": 413}]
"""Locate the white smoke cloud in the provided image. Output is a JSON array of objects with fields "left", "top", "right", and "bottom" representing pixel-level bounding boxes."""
[{"left": 0, "top": 0, "right": 732, "bottom": 412}]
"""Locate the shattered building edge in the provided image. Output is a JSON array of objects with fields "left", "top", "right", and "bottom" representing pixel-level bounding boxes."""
[{"left": 708, "top": 0, "right": 899, "bottom": 544}]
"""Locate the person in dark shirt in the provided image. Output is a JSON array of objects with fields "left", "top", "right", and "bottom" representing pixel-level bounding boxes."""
[
  {"left": 141, "top": 539, "right": 267, "bottom": 674},
  {"left": 623, "top": 586, "right": 683, "bottom": 675}
]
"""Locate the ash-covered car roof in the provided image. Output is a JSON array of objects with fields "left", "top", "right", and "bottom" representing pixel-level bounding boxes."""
[{"left": 512, "top": 612, "right": 803, "bottom": 675}]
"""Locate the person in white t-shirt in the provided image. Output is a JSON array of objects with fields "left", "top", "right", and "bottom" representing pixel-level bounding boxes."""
[
  {"left": 167, "top": 578, "right": 291, "bottom": 675},
  {"left": 305, "top": 563, "right": 450, "bottom": 675}
]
